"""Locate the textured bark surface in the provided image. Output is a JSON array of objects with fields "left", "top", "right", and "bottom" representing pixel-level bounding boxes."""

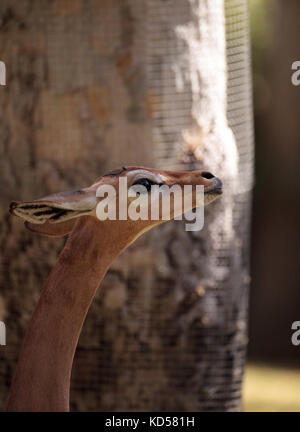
[
  {"left": 0, "top": 0, "right": 253, "bottom": 412},
  {"left": 0, "top": 0, "right": 153, "bottom": 410}
]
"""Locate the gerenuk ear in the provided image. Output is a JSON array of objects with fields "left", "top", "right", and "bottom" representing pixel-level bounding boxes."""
[
  {"left": 9, "top": 187, "right": 97, "bottom": 225},
  {"left": 24, "top": 219, "right": 77, "bottom": 237}
]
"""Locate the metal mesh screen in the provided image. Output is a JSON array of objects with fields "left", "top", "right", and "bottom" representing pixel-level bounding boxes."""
[
  {"left": 147, "top": 0, "right": 254, "bottom": 182},
  {"left": 70, "top": 0, "right": 254, "bottom": 412},
  {"left": 226, "top": 0, "right": 254, "bottom": 192},
  {"left": 0, "top": 0, "right": 253, "bottom": 412},
  {"left": 140, "top": 0, "right": 253, "bottom": 411}
]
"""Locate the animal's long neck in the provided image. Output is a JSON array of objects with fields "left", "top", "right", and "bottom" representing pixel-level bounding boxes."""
[{"left": 6, "top": 217, "right": 130, "bottom": 411}]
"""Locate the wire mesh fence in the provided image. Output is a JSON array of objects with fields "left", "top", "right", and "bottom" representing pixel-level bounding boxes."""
[
  {"left": 0, "top": 0, "right": 253, "bottom": 412},
  {"left": 70, "top": 0, "right": 254, "bottom": 412}
]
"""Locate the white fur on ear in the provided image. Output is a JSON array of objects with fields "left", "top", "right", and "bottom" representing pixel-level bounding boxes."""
[
  {"left": 10, "top": 188, "right": 97, "bottom": 224},
  {"left": 10, "top": 201, "right": 92, "bottom": 224}
]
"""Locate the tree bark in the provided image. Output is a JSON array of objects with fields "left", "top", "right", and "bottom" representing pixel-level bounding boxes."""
[{"left": 0, "top": 0, "right": 253, "bottom": 411}]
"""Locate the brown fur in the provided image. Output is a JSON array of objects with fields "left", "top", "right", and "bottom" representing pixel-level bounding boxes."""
[{"left": 6, "top": 166, "right": 222, "bottom": 411}]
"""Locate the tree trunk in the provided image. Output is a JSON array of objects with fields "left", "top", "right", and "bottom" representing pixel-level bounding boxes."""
[{"left": 0, "top": 0, "right": 253, "bottom": 411}]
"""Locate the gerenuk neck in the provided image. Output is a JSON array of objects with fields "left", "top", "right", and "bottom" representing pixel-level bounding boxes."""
[{"left": 6, "top": 217, "right": 130, "bottom": 411}]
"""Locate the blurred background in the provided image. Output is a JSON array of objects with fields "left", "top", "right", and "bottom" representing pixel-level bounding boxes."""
[
  {"left": 0, "top": 0, "right": 299, "bottom": 412},
  {"left": 245, "top": 0, "right": 300, "bottom": 411}
]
